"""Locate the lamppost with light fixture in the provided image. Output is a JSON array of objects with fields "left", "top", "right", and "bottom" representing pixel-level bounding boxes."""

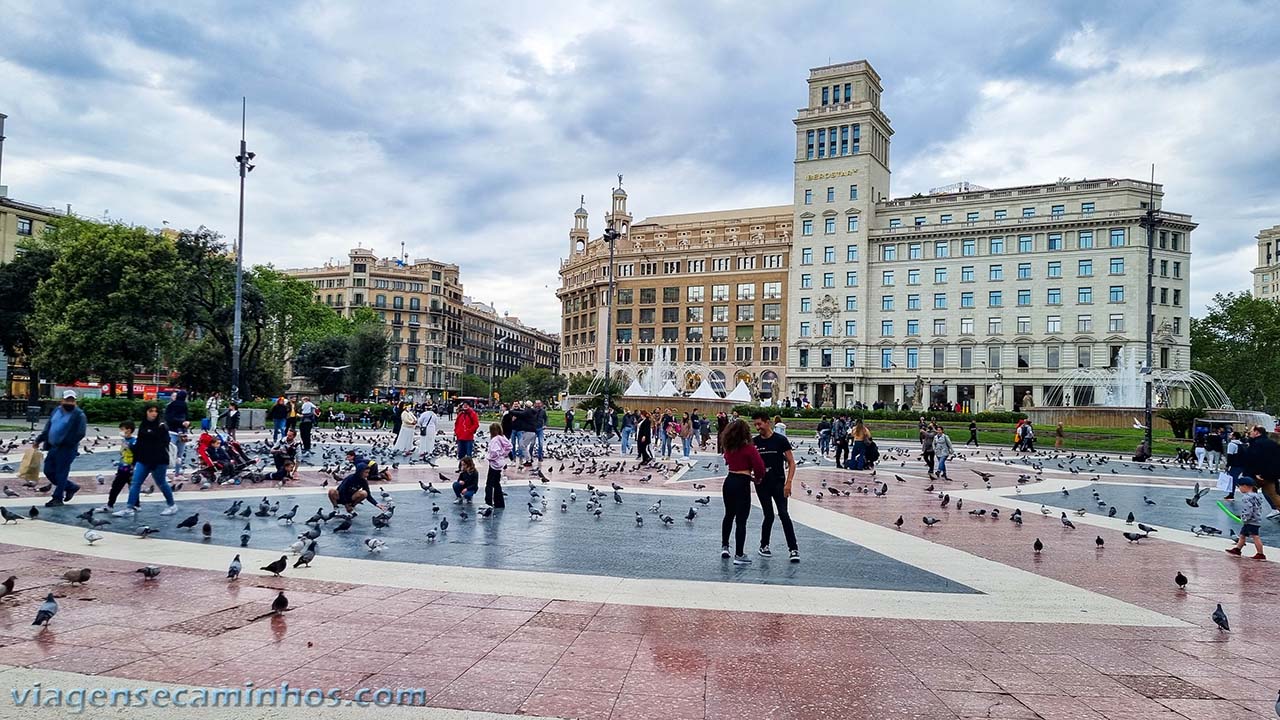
[{"left": 230, "top": 98, "right": 255, "bottom": 404}]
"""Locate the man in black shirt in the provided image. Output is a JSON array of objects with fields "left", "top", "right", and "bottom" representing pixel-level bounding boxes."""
[{"left": 752, "top": 412, "right": 799, "bottom": 562}]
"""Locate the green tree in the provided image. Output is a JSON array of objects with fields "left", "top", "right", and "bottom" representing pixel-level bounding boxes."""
[
  {"left": 344, "top": 323, "right": 389, "bottom": 398},
  {"left": 295, "top": 334, "right": 352, "bottom": 396},
  {"left": 1191, "top": 292, "right": 1280, "bottom": 413},
  {"left": 29, "top": 218, "right": 182, "bottom": 397},
  {"left": 0, "top": 236, "right": 60, "bottom": 400},
  {"left": 460, "top": 372, "right": 490, "bottom": 399},
  {"left": 499, "top": 365, "right": 565, "bottom": 402}
]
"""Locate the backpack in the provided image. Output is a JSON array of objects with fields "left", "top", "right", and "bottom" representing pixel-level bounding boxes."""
[{"left": 866, "top": 440, "right": 880, "bottom": 465}]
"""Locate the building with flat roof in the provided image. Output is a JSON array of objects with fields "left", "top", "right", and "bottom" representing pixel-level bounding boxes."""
[{"left": 1252, "top": 224, "right": 1280, "bottom": 300}]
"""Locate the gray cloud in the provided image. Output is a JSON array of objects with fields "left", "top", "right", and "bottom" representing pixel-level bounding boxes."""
[{"left": 1, "top": 1, "right": 1276, "bottom": 331}]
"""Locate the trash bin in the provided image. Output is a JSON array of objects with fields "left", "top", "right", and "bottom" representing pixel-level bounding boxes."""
[{"left": 26, "top": 405, "right": 42, "bottom": 428}]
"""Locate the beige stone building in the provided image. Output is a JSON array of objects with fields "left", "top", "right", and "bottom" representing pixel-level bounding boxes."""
[
  {"left": 558, "top": 186, "right": 792, "bottom": 400},
  {"left": 461, "top": 298, "right": 561, "bottom": 399},
  {"left": 1252, "top": 224, "right": 1280, "bottom": 300},
  {"left": 0, "top": 195, "right": 61, "bottom": 263}
]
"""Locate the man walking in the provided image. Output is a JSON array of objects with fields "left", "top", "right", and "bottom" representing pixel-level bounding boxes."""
[
  {"left": 1243, "top": 424, "right": 1280, "bottom": 519},
  {"left": 832, "top": 414, "right": 850, "bottom": 468},
  {"left": 454, "top": 402, "right": 480, "bottom": 471},
  {"left": 36, "top": 390, "right": 87, "bottom": 507},
  {"left": 752, "top": 413, "right": 799, "bottom": 562},
  {"left": 533, "top": 400, "right": 548, "bottom": 462},
  {"left": 966, "top": 420, "right": 979, "bottom": 447},
  {"left": 298, "top": 396, "right": 318, "bottom": 455}
]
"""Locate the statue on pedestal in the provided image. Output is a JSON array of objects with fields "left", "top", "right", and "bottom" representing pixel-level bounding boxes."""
[
  {"left": 986, "top": 373, "right": 1004, "bottom": 410},
  {"left": 912, "top": 375, "right": 926, "bottom": 410},
  {"left": 1021, "top": 390, "right": 1035, "bottom": 409}
]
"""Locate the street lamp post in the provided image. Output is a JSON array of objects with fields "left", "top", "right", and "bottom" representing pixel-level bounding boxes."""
[
  {"left": 1139, "top": 166, "right": 1160, "bottom": 453},
  {"left": 601, "top": 222, "right": 621, "bottom": 427},
  {"left": 230, "top": 98, "right": 255, "bottom": 404}
]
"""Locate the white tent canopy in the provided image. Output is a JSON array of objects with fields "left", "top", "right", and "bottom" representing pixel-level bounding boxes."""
[
  {"left": 690, "top": 379, "right": 721, "bottom": 399},
  {"left": 657, "top": 380, "right": 679, "bottom": 397},
  {"left": 623, "top": 378, "right": 646, "bottom": 397},
  {"left": 726, "top": 380, "right": 752, "bottom": 402}
]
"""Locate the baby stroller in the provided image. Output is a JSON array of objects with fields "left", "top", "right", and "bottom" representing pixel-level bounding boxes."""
[{"left": 195, "top": 431, "right": 252, "bottom": 487}]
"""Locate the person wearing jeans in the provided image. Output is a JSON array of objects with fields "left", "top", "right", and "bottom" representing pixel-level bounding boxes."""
[
  {"left": 298, "top": 396, "right": 318, "bottom": 454},
  {"left": 752, "top": 413, "right": 799, "bottom": 561},
  {"left": 164, "top": 390, "right": 191, "bottom": 476},
  {"left": 933, "top": 426, "right": 953, "bottom": 480},
  {"left": 117, "top": 404, "right": 178, "bottom": 515},
  {"left": 719, "top": 419, "right": 766, "bottom": 565},
  {"left": 620, "top": 412, "right": 636, "bottom": 455},
  {"left": 35, "top": 390, "right": 87, "bottom": 507}
]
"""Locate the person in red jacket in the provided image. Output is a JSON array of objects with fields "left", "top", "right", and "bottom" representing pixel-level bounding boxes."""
[{"left": 454, "top": 402, "right": 480, "bottom": 471}]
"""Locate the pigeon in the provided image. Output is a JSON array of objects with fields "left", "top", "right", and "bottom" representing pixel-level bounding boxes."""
[
  {"left": 202, "top": 521, "right": 212, "bottom": 538},
  {"left": 1123, "top": 532, "right": 1147, "bottom": 543},
  {"left": 365, "top": 538, "right": 386, "bottom": 553},
  {"left": 426, "top": 527, "right": 437, "bottom": 542},
  {"left": 260, "top": 555, "right": 288, "bottom": 576},
  {"left": 528, "top": 503, "right": 543, "bottom": 520},
  {"left": 32, "top": 593, "right": 57, "bottom": 627},
  {"left": 1211, "top": 603, "right": 1229, "bottom": 632},
  {"left": 278, "top": 505, "right": 298, "bottom": 523},
  {"left": 371, "top": 513, "right": 391, "bottom": 530},
  {"left": 685, "top": 507, "right": 697, "bottom": 521},
  {"left": 27, "top": 506, "right": 38, "bottom": 518},
  {"left": 176, "top": 513, "right": 199, "bottom": 530},
  {"left": 136, "top": 566, "right": 161, "bottom": 580},
  {"left": 227, "top": 554, "right": 242, "bottom": 580},
  {"left": 1033, "top": 538, "right": 1044, "bottom": 554},
  {"left": 695, "top": 496, "right": 711, "bottom": 506},
  {"left": 240, "top": 523, "right": 252, "bottom": 547},
  {"left": 271, "top": 590, "right": 289, "bottom": 615},
  {"left": 222, "top": 501, "right": 243, "bottom": 516},
  {"left": 635, "top": 512, "right": 643, "bottom": 527},
  {"left": 1175, "top": 571, "right": 1187, "bottom": 590},
  {"left": 1060, "top": 513, "right": 1075, "bottom": 530},
  {"left": 1107, "top": 507, "right": 1117, "bottom": 518},
  {"left": 136, "top": 526, "right": 159, "bottom": 538},
  {"left": 1185, "top": 482, "right": 1211, "bottom": 508},
  {"left": 76, "top": 508, "right": 96, "bottom": 522},
  {"left": 660, "top": 514, "right": 674, "bottom": 526},
  {"left": 0, "top": 575, "right": 14, "bottom": 599},
  {"left": 0, "top": 507, "right": 23, "bottom": 524},
  {"left": 561, "top": 501, "right": 568, "bottom": 512},
  {"left": 83, "top": 528, "right": 103, "bottom": 545},
  {"left": 1143, "top": 496, "right": 1156, "bottom": 506},
  {"left": 300, "top": 524, "right": 322, "bottom": 540},
  {"left": 593, "top": 508, "right": 603, "bottom": 519},
  {"left": 1196, "top": 524, "right": 1222, "bottom": 536},
  {"left": 332, "top": 517, "right": 353, "bottom": 533},
  {"left": 1125, "top": 511, "right": 1135, "bottom": 524},
  {"left": 1137, "top": 523, "right": 1158, "bottom": 534},
  {"left": 922, "top": 516, "right": 940, "bottom": 527},
  {"left": 2, "top": 486, "right": 18, "bottom": 498},
  {"left": 62, "top": 568, "right": 91, "bottom": 585},
  {"left": 294, "top": 542, "right": 317, "bottom": 568},
  {"left": 1095, "top": 535, "right": 1104, "bottom": 548}
]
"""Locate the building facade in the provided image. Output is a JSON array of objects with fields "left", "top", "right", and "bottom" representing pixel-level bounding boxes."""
[
  {"left": 558, "top": 59, "right": 1196, "bottom": 411},
  {"left": 558, "top": 187, "right": 792, "bottom": 400},
  {"left": 0, "top": 196, "right": 61, "bottom": 263},
  {"left": 286, "top": 248, "right": 560, "bottom": 399},
  {"left": 461, "top": 298, "right": 562, "bottom": 399},
  {"left": 788, "top": 61, "right": 1194, "bottom": 411},
  {"left": 1252, "top": 224, "right": 1280, "bottom": 300}
]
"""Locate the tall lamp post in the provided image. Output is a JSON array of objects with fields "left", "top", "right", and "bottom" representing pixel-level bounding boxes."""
[
  {"left": 230, "top": 98, "right": 255, "bottom": 403},
  {"left": 601, "top": 222, "right": 621, "bottom": 424},
  {"left": 1138, "top": 166, "right": 1160, "bottom": 453}
]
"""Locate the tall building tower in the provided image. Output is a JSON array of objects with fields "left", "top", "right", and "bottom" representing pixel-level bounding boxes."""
[
  {"left": 570, "top": 196, "right": 589, "bottom": 256},
  {"left": 606, "top": 176, "right": 632, "bottom": 234},
  {"left": 787, "top": 61, "right": 894, "bottom": 406}
]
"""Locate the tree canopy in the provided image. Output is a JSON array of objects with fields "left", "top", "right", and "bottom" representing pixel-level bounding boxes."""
[
  {"left": 0, "top": 236, "right": 60, "bottom": 399},
  {"left": 1190, "top": 292, "right": 1280, "bottom": 413},
  {"left": 460, "top": 373, "right": 490, "bottom": 399},
  {"left": 497, "top": 365, "right": 565, "bottom": 403}
]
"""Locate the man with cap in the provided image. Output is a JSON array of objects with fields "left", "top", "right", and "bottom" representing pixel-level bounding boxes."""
[
  {"left": 35, "top": 390, "right": 88, "bottom": 507},
  {"left": 328, "top": 462, "right": 385, "bottom": 512}
]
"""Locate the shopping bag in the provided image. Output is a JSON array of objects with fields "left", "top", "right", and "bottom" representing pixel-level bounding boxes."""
[
  {"left": 17, "top": 446, "right": 43, "bottom": 482},
  {"left": 1216, "top": 472, "right": 1235, "bottom": 493}
]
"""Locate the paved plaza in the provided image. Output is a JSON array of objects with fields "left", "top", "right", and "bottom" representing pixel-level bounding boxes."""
[{"left": 0, "top": 426, "right": 1277, "bottom": 719}]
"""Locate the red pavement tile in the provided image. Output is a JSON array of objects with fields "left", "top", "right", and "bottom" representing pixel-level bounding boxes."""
[
  {"left": 488, "top": 595, "right": 551, "bottom": 611},
  {"left": 458, "top": 659, "right": 551, "bottom": 686},
  {"left": 913, "top": 667, "right": 1004, "bottom": 693},
  {"left": 622, "top": 667, "right": 705, "bottom": 699},
  {"left": 112, "top": 654, "right": 220, "bottom": 683},
  {"left": 432, "top": 592, "right": 499, "bottom": 607},
  {"left": 933, "top": 690, "right": 1041, "bottom": 719},
  {"left": 430, "top": 681, "right": 537, "bottom": 714},
  {"left": 539, "top": 665, "right": 630, "bottom": 694},
  {"left": 1014, "top": 694, "right": 1107, "bottom": 720},
  {"left": 304, "top": 648, "right": 406, "bottom": 674},
  {"left": 560, "top": 642, "right": 639, "bottom": 670},
  {"left": 485, "top": 639, "right": 567, "bottom": 665},
  {"left": 1077, "top": 694, "right": 1182, "bottom": 717},
  {"left": 544, "top": 599, "right": 605, "bottom": 615},
  {"left": 609, "top": 692, "right": 705, "bottom": 720},
  {"left": 984, "top": 670, "right": 1065, "bottom": 695},
  {"left": 29, "top": 647, "right": 151, "bottom": 675},
  {"left": 520, "top": 688, "right": 617, "bottom": 720},
  {"left": 1179, "top": 673, "right": 1279, "bottom": 700}
]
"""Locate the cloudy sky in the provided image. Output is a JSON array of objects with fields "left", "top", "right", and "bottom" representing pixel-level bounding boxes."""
[{"left": 2, "top": 1, "right": 1277, "bottom": 330}]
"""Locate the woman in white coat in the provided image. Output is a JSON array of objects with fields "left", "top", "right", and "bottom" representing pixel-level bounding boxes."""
[
  {"left": 393, "top": 402, "right": 417, "bottom": 456},
  {"left": 417, "top": 405, "right": 439, "bottom": 466}
]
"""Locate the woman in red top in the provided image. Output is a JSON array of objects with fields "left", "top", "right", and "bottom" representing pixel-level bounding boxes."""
[{"left": 720, "top": 419, "right": 767, "bottom": 564}]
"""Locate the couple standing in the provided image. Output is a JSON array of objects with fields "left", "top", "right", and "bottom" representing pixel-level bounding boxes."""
[{"left": 719, "top": 413, "right": 799, "bottom": 565}]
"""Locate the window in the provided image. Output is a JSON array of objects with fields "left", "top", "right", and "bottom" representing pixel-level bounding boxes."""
[
  {"left": 907, "top": 319, "right": 920, "bottom": 335},
  {"left": 689, "top": 259, "right": 706, "bottom": 273},
  {"left": 907, "top": 293, "right": 921, "bottom": 310},
  {"left": 1172, "top": 289, "right": 1182, "bottom": 306},
  {"left": 1048, "top": 233, "right": 1062, "bottom": 250},
  {"left": 801, "top": 248, "right": 813, "bottom": 265},
  {"left": 845, "top": 295, "right": 857, "bottom": 311},
  {"left": 1173, "top": 317, "right": 1181, "bottom": 334},
  {"left": 1159, "top": 259, "right": 1168, "bottom": 277},
  {"left": 663, "top": 286, "right": 679, "bottom": 303},
  {"left": 889, "top": 218, "right": 902, "bottom": 228},
  {"left": 686, "top": 307, "right": 704, "bottom": 323},
  {"left": 1081, "top": 202, "right": 1095, "bottom": 214},
  {"left": 1078, "top": 259, "right": 1093, "bottom": 277},
  {"left": 662, "top": 327, "right": 678, "bottom": 342},
  {"left": 933, "top": 293, "right": 947, "bottom": 309},
  {"left": 845, "top": 320, "right": 857, "bottom": 336},
  {"left": 987, "top": 345, "right": 1001, "bottom": 368},
  {"left": 617, "top": 288, "right": 634, "bottom": 304},
  {"left": 935, "top": 241, "right": 950, "bottom": 258},
  {"left": 882, "top": 245, "right": 897, "bottom": 261},
  {"left": 1108, "top": 314, "right": 1125, "bottom": 332},
  {"left": 712, "top": 258, "right": 730, "bottom": 272},
  {"left": 821, "top": 321, "right": 833, "bottom": 337},
  {"left": 824, "top": 246, "right": 835, "bottom": 263},
  {"left": 988, "top": 317, "right": 1002, "bottom": 334},
  {"left": 850, "top": 184, "right": 858, "bottom": 200},
  {"left": 737, "top": 256, "right": 756, "bottom": 270},
  {"left": 16, "top": 218, "right": 33, "bottom": 236},
  {"left": 799, "top": 322, "right": 811, "bottom": 337},
  {"left": 1047, "top": 315, "right": 1062, "bottom": 333},
  {"left": 802, "top": 219, "right": 813, "bottom": 236},
  {"left": 1078, "top": 287, "right": 1093, "bottom": 303},
  {"left": 664, "top": 260, "right": 682, "bottom": 274},
  {"left": 907, "top": 269, "right": 920, "bottom": 285},
  {"left": 961, "top": 265, "right": 975, "bottom": 282},
  {"left": 819, "top": 347, "right": 831, "bottom": 366},
  {"left": 1078, "top": 230, "right": 1094, "bottom": 249},
  {"left": 1110, "top": 345, "right": 1122, "bottom": 367},
  {"left": 826, "top": 186, "right": 835, "bottom": 203},
  {"left": 822, "top": 272, "right": 834, "bottom": 288},
  {"left": 639, "top": 308, "right": 655, "bottom": 324},
  {"left": 825, "top": 218, "right": 836, "bottom": 234},
  {"left": 800, "top": 274, "right": 812, "bottom": 289},
  {"left": 847, "top": 216, "right": 859, "bottom": 233},
  {"left": 1017, "top": 289, "right": 1031, "bottom": 306},
  {"left": 616, "top": 328, "right": 632, "bottom": 342},
  {"left": 846, "top": 244, "right": 858, "bottom": 261},
  {"left": 845, "top": 348, "right": 857, "bottom": 368},
  {"left": 933, "top": 318, "right": 947, "bottom": 335},
  {"left": 685, "top": 346, "right": 702, "bottom": 362},
  {"left": 1047, "top": 261, "right": 1062, "bottom": 278},
  {"left": 1017, "top": 345, "right": 1030, "bottom": 368},
  {"left": 989, "top": 264, "right": 1004, "bottom": 281},
  {"left": 1171, "top": 232, "right": 1181, "bottom": 251},
  {"left": 940, "top": 214, "right": 952, "bottom": 224},
  {"left": 1109, "top": 228, "right": 1125, "bottom": 247},
  {"left": 804, "top": 189, "right": 813, "bottom": 205},
  {"left": 990, "top": 237, "right": 1005, "bottom": 254},
  {"left": 762, "top": 303, "right": 781, "bottom": 320},
  {"left": 845, "top": 271, "right": 858, "bottom": 286},
  {"left": 989, "top": 290, "right": 1003, "bottom": 307},
  {"left": 1078, "top": 345, "right": 1092, "bottom": 368},
  {"left": 880, "top": 348, "right": 893, "bottom": 369},
  {"left": 1047, "top": 288, "right": 1061, "bottom": 305},
  {"left": 934, "top": 267, "right": 948, "bottom": 283},
  {"left": 798, "top": 348, "right": 809, "bottom": 367},
  {"left": 881, "top": 320, "right": 893, "bottom": 336},
  {"left": 960, "top": 346, "right": 974, "bottom": 369},
  {"left": 915, "top": 216, "right": 927, "bottom": 226},
  {"left": 882, "top": 270, "right": 895, "bottom": 286},
  {"left": 961, "top": 318, "right": 974, "bottom": 334},
  {"left": 962, "top": 238, "right": 976, "bottom": 256},
  {"left": 1022, "top": 207, "right": 1035, "bottom": 218},
  {"left": 994, "top": 210, "right": 1007, "bottom": 220},
  {"left": 881, "top": 295, "right": 895, "bottom": 311},
  {"left": 821, "top": 87, "right": 829, "bottom": 105},
  {"left": 687, "top": 286, "right": 705, "bottom": 302},
  {"left": 933, "top": 347, "right": 946, "bottom": 368},
  {"left": 1078, "top": 314, "right": 1093, "bottom": 333},
  {"left": 1160, "top": 287, "right": 1168, "bottom": 305},
  {"left": 798, "top": 299, "right": 810, "bottom": 314},
  {"left": 736, "top": 305, "right": 755, "bottom": 321},
  {"left": 1109, "top": 257, "right": 1124, "bottom": 274},
  {"left": 762, "top": 325, "right": 780, "bottom": 341},
  {"left": 906, "top": 347, "right": 919, "bottom": 369},
  {"left": 1109, "top": 286, "right": 1124, "bottom": 303},
  {"left": 966, "top": 212, "right": 979, "bottom": 222},
  {"left": 1017, "top": 262, "right": 1032, "bottom": 280},
  {"left": 960, "top": 291, "right": 974, "bottom": 308},
  {"left": 1047, "top": 345, "right": 1061, "bottom": 370},
  {"left": 908, "top": 242, "right": 923, "bottom": 259},
  {"left": 763, "top": 282, "right": 781, "bottom": 299},
  {"left": 1051, "top": 205, "right": 1065, "bottom": 217},
  {"left": 1018, "top": 235, "right": 1033, "bottom": 253},
  {"left": 1017, "top": 316, "right": 1031, "bottom": 334},
  {"left": 712, "top": 284, "right": 728, "bottom": 301}
]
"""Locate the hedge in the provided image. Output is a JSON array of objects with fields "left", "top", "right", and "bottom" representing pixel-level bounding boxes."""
[
  {"left": 78, "top": 398, "right": 206, "bottom": 424},
  {"left": 730, "top": 404, "right": 1027, "bottom": 425}
]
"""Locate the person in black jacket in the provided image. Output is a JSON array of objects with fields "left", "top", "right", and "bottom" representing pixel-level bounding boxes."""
[
  {"left": 118, "top": 404, "right": 178, "bottom": 515},
  {"left": 636, "top": 410, "right": 653, "bottom": 464},
  {"left": 1243, "top": 425, "right": 1280, "bottom": 517},
  {"left": 164, "top": 390, "right": 191, "bottom": 477}
]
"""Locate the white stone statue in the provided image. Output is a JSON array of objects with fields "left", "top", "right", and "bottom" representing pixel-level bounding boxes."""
[
  {"left": 912, "top": 376, "right": 925, "bottom": 408},
  {"left": 986, "top": 379, "right": 1003, "bottom": 409},
  {"left": 1021, "top": 390, "right": 1035, "bottom": 409}
]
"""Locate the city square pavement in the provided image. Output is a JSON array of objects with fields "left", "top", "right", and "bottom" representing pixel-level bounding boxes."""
[{"left": 0, "top": 423, "right": 1277, "bottom": 719}]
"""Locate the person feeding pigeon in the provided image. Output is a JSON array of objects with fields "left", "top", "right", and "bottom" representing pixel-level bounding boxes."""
[
  {"left": 452, "top": 457, "right": 479, "bottom": 503},
  {"left": 720, "top": 419, "right": 767, "bottom": 565},
  {"left": 328, "top": 463, "right": 384, "bottom": 513},
  {"left": 752, "top": 413, "right": 799, "bottom": 562}
]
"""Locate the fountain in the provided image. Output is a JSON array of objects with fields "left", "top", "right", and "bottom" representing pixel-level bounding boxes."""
[{"left": 575, "top": 347, "right": 740, "bottom": 416}]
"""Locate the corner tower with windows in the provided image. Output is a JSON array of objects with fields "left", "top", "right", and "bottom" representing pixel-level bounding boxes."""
[{"left": 788, "top": 61, "right": 893, "bottom": 407}]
